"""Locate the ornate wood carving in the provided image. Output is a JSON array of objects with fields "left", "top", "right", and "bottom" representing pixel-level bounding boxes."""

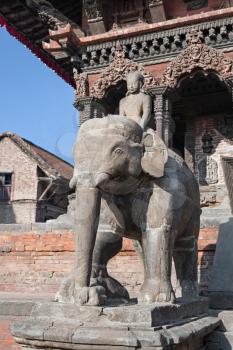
[
  {"left": 219, "top": 0, "right": 233, "bottom": 8},
  {"left": 74, "top": 69, "right": 89, "bottom": 98},
  {"left": 83, "top": 0, "right": 104, "bottom": 20},
  {"left": 90, "top": 44, "right": 159, "bottom": 99},
  {"left": 161, "top": 30, "right": 233, "bottom": 87},
  {"left": 148, "top": 0, "right": 163, "bottom": 5},
  {"left": 26, "top": 0, "right": 70, "bottom": 30}
]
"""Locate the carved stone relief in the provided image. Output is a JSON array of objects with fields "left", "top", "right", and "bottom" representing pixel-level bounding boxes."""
[
  {"left": 198, "top": 156, "right": 218, "bottom": 185},
  {"left": 161, "top": 30, "right": 233, "bottom": 87},
  {"left": 200, "top": 191, "right": 217, "bottom": 207},
  {"left": 90, "top": 44, "right": 159, "bottom": 99}
]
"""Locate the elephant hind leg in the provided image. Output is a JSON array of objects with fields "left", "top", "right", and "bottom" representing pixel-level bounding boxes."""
[
  {"left": 139, "top": 225, "right": 175, "bottom": 304},
  {"left": 91, "top": 229, "right": 129, "bottom": 301},
  {"left": 173, "top": 217, "right": 200, "bottom": 300}
]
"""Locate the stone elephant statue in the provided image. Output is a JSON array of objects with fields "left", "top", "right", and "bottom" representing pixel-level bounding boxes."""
[{"left": 56, "top": 115, "right": 200, "bottom": 306}]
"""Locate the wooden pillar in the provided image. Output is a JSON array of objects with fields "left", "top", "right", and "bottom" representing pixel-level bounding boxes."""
[
  {"left": 74, "top": 97, "right": 107, "bottom": 127},
  {"left": 74, "top": 97, "right": 94, "bottom": 127},
  {"left": 163, "top": 97, "right": 172, "bottom": 147},
  {"left": 151, "top": 86, "right": 170, "bottom": 145}
]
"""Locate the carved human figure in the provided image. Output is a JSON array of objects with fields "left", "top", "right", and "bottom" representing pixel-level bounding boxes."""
[{"left": 119, "top": 71, "right": 152, "bottom": 130}]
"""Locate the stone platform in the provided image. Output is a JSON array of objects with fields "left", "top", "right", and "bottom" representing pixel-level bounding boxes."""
[{"left": 11, "top": 298, "right": 220, "bottom": 350}]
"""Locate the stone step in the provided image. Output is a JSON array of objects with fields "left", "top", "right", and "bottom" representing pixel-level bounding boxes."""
[
  {"left": 12, "top": 316, "right": 220, "bottom": 350},
  {"left": 206, "top": 330, "right": 233, "bottom": 350},
  {"left": 0, "top": 294, "right": 54, "bottom": 317}
]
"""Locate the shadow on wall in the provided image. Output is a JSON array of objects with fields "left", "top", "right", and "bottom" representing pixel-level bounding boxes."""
[
  {"left": 199, "top": 218, "right": 233, "bottom": 293},
  {"left": 208, "top": 218, "right": 233, "bottom": 294},
  {"left": 203, "top": 219, "right": 233, "bottom": 349},
  {"left": 199, "top": 243, "right": 216, "bottom": 293}
]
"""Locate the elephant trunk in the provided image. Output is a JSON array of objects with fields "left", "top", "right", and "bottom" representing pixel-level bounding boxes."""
[{"left": 74, "top": 187, "right": 101, "bottom": 288}]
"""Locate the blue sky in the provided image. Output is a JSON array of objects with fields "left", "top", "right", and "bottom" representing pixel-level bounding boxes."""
[{"left": 0, "top": 27, "right": 78, "bottom": 164}]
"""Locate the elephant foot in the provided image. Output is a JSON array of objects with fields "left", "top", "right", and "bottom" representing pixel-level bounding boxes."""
[
  {"left": 138, "top": 280, "right": 176, "bottom": 304},
  {"left": 91, "top": 275, "right": 130, "bottom": 301},
  {"left": 55, "top": 275, "right": 107, "bottom": 306},
  {"left": 180, "top": 280, "right": 199, "bottom": 301},
  {"left": 55, "top": 275, "right": 75, "bottom": 303},
  {"left": 155, "top": 282, "right": 176, "bottom": 303},
  {"left": 75, "top": 285, "right": 107, "bottom": 306}
]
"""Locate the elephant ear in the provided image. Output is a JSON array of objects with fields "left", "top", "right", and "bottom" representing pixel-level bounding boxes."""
[{"left": 141, "top": 130, "right": 168, "bottom": 178}]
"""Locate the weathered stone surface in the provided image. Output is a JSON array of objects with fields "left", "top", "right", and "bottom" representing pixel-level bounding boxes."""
[
  {"left": 119, "top": 71, "right": 152, "bottom": 130},
  {"left": 0, "top": 300, "right": 35, "bottom": 316},
  {"left": 206, "top": 330, "right": 233, "bottom": 350},
  {"left": 12, "top": 315, "right": 220, "bottom": 350},
  {"left": 209, "top": 219, "right": 233, "bottom": 292},
  {"left": 208, "top": 292, "right": 233, "bottom": 310},
  {"left": 208, "top": 219, "right": 233, "bottom": 309},
  {"left": 58, "top": 114, "right": 200, "bottom": 307},
  {"left": 103, "top": 298, "right": 209, "bottom": 327},
  {"left": 31, "top": 301, "right": 103, "bottom": 321},
  {"left": 11, "top": 320, "right": 52, "bottom": 340},
  {"left": 27, "top": 298, "right": 209, "bottom": 327},
  {"left": 72, "top": 328, "right": 138, "bottom": 346},
  {"left": 217, "top": 311, "right": 233, "bottom": 332}
]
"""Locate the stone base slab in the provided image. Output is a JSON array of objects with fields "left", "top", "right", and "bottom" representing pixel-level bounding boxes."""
[
  {"left": 11, "top": 298, "right": 220, "bottom": 349},
  {"left": 206, "top": 292, "right": 233, "bottom": 310},
  {"left": 27, "top": 297, "right": 210, "bottom": 328},
  {"left": 12, "top": 316, "right": 219, "bottom": 350}
]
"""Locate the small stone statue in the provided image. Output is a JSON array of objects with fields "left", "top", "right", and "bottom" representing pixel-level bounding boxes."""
[{"left": 119, "top": 71, "right": 152, "bottom": 130}]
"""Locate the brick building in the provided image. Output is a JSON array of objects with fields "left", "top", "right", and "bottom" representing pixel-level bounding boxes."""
[{"left": 0, "top": 132, "right": 73, "bottom": 224}]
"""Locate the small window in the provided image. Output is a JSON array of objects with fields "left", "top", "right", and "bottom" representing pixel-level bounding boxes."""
[
  {"left": 0, "top": 173, "right": 12, "bottom": 201},
  {"left": 184, "top": 0, "right": 208, "bottom": 11}
]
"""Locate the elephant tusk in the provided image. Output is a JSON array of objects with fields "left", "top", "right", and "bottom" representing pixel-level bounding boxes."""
[{"left": 95, "top": 173, "right": 111, "bottom": 187}]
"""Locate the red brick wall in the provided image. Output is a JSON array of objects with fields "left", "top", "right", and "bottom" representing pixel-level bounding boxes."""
[
  {"left": 0, "top": 227, "right": 218, "bottom": 296},
  {"left": 0, "top": 226, "right": 218, "bottom": 350},
  {"left": 0, "top": 316, "right": 22, "bottom": 350}
]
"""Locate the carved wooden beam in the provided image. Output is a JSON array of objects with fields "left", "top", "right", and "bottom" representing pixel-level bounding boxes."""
[
  {"left": 83, "top": 0, "right": 106, "bottom": 35},
  {"left": 148, "top": 0, "right": 166, "bottom": 23},
  {"left": 42, "top": 24, "right": 84, "bottom": 61}
]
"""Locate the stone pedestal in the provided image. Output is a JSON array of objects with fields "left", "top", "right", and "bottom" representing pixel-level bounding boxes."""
[{"left": 11, "top": 298, "right": 220, "bottom": 350}]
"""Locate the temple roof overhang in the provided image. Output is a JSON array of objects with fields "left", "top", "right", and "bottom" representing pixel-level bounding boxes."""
[{"left": 1, "top": 1, "right": 233, "bottom": 88}]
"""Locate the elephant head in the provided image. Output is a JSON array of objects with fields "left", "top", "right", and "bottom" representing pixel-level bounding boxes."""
[
  {"left": 70, "top": 116, "right": 168, "bottom": 305},
  {"left": 71, "top": 115, "right": 168, "bottom": 194}
]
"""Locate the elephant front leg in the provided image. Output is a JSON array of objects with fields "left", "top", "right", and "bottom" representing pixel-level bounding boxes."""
[
  {"left": 56, "top": 187, "right": 107, "bottom": 306},
  {"left": 139, "top": 224, "right": 175, "bottom": 304}
]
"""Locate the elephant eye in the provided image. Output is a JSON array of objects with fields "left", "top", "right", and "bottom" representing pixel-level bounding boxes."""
[{"left": 114, "top": 148, "right": 124, "bottom": 155}]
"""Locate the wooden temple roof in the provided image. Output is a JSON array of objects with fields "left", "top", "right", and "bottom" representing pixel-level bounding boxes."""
[
  {"left": 0, "top": 0, "right": 83, "bottom": 87},
  {"left": 0, "top": 0, "right": 232, "bottom": 87}
]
